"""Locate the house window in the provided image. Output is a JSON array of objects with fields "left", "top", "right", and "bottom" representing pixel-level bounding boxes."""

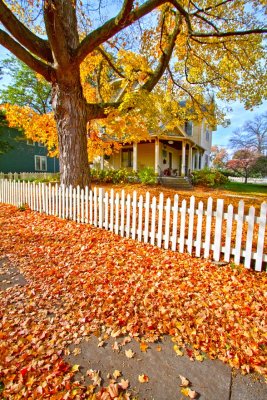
[
  {"left": 27, "top": 139, "right": 34, "bottom": 146},
  {"left": 184, "top": 121, "right": 193, "bottom": 136},
  {"left": 121, "top": 148, "right": 133, "bottom": 167},
  {"left": 205, "top": 154, "right": 209, "bottom": 167},
  {"left": 35, "top": 155, "right": 47, "bottom": 171},
  {"left": 206, "top": 128, "right": 210, "bottom": 141}
]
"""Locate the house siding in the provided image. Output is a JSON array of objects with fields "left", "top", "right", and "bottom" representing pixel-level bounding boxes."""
[{"left": 0, "top": 126, "right": 59, "bottom": 173}]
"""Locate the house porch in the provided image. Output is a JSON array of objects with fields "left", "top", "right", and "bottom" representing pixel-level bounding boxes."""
[{"left": 106, "top": 138, "right": 205, "bottom": 177}]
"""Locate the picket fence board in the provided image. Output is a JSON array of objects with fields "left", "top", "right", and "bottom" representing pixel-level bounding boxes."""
[{"left": 0, "top": 179, "right": 266, "bottom": 271}]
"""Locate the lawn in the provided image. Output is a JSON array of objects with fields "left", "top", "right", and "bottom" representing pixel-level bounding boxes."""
[
  {"left": 0, "top": 203, "right": 266, "bottom": 399},
  {"left": 223, "top": 181, "right": 267, "bottom": 194}
]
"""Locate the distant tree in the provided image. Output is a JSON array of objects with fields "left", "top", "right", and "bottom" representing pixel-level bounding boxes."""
[
  {"left": 0, "top": 57, "right": 51, "bottom": 114},
  {"left": 251, "top": 155, "right": 267, "bottom": 176},
  {"left": 210, "top": 145, "right": 229, "bottom": 169},
  {"left": 229, "top": 112, "right": 267, "bottom": 155},
  {"left": 227, "top": 149, "right": 259, "bottom": 183}
]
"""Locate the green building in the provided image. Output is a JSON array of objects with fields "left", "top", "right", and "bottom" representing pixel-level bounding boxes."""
[{"left": 0, "top": 124, "right": 59, "bottom": 174}]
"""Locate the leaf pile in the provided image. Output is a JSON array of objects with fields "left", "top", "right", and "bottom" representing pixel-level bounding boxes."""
[{"left": 0, "top": 204, "right": 266, "bottom": 399}]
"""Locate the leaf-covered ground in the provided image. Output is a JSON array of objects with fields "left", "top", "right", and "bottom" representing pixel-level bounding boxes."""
[
  {"left": 0, "top": 204, "right": 266, "bottom": 399},
  {"left": 94, "top": 183, "right": 267, "bottom": 213}
]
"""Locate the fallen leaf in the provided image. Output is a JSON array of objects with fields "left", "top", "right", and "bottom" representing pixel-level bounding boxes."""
[
  {"left": 125, "top": 349, "right": 135, "bottom": 359},
  {"left": 72, "top": 347, "right": 81, "bottom": 356},
  {"left": 119, "top": 378, "right": 129, "bottom": 390},
  {"left": 174, "top": 345, "right": 184, "bottom": 356},
  {"left": 138, "top": 374, "right": 149, "bottom": 383},
  {"left": 108, "top": 383, "right": 119, "bottom": 398},
  {"left": 140, "top": 342, "right": 148, "bottom": 352},
  {"left": 179, "top": 375, "right": 190, "bottom": 387},
  {"left": 112, "top": 341, "right": 120, "bottom": 352},
  {"left": 113, "top": 370, "right": 121, "bottom": 379},
  {"left": 71, "top": 364, "right": 80, "bottom": 373},
  {"left": 86, "top": 369, "right": 101, "bottom": 386}
]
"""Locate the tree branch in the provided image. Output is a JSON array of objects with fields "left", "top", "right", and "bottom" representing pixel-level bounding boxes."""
[
  {"left": 97, "top": 47, "right": 126, "bottom": 79},
  {"left": 0, "top": 30, "right": 53, "bottom": 82},
  {"left": 142, "top": 14, "right": 182, "bottom": 92},
  {"left": 191, "top": 29, "right": 267, "bottom": 38},
  {"left": 86, "top": 102, "right": 121, "bottom": 120},
  {"left": 75, "top": 0, "right": 166, "bottom": 65},
  {"left": 0, "top": 0, "right": 52, "bottom": 63}
]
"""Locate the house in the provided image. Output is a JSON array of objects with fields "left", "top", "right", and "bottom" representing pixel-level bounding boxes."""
[
  {"left": 97, "top": 120, "right": 213, "bottom": 178},
  {"left": 0, "top": 122, "right": 59, "bottom": 174},
  {"left": 94, "top": 79, "right": 214, "bottom": 179}
]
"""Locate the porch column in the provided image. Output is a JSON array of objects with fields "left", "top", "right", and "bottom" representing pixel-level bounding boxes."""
[
  {"left": 100, "top": 153, "right": 104, "bottom": 170},
  {"left": 188, "top": 145, "right": 193, "bottom": 173},
  {"left": 133, "top": 142, "right": 138, "bottom": 171},
  {"left": 181, "top": 141, "right": 186, "bottom": 176},
  {"left": 196, "top": 152, "right": 199, "bottom": 170},
  {"left": 155, "top": 138, "right": 159, "bottom": 173}
]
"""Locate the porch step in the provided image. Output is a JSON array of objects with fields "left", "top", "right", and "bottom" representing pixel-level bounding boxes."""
[{"left": 159, "top": 177, "right": 193, "bottom": 190}]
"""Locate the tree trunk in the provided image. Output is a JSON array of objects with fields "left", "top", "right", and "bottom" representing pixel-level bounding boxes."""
[{"left": 52, "top": 79, "right": 90, "bottom": 188}]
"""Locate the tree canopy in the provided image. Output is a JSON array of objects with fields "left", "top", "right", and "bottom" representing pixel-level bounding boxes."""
[{"left": 0, "top": 0, "right": 266, "bottom": 186}]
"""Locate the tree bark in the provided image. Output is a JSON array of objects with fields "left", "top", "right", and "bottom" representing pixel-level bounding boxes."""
[{"left": 52, "top": 78, "right": 90, "bottom": 188}]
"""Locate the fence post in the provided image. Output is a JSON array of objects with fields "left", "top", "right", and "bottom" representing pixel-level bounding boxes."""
[
  {"left": 213, "top": 199, "right": 224, "bottom": 261},
  {"left": 125, "top": 193, "right": 131, "bottom": 238},
  {"left": 204, "top": 197, "right": 213, "bottom": 259},
  {"left": 69, "top": 185, "right": 73, "bottom": 220},
  {"left": 150, "top": 196, "right": 157, "bottom": 245},
  {"left": 120, "top": 189, "right": 125, "bottom": 237},
  {"left": 179, "top": 199, "right": 186, "bottom": 253},
  {"left": 62, "top": 184, "right": 65, "bottom": 219},
  {"left": 85, "top": 186, "right": 89, "bottom": 224},
  {"left": 81, "top": 187, "right": 85, "bottom": 223},
  {"left": 255, "top": 202, "right": 267, "bottom": 272},
  {"left": 104, "top": 190, "right": 109, "bottom": 230},
  {"left": 144, "top": 191, "right": 150, "bottom": 244},
  {"left": 131, "top": 191, "right": 137, "bottom": 240},
  {"left": 224, "top": 204, "right": 233, "bottom": 262},
  {"left": 93, "top": 187, "right": 98, "bottom": 227},
  {"left": 164, "top": 197, "right": 171, "bottom": 250},
  {"left": 195, "top": 201, "right": 203, "bottom": 257},
  {"left": 137, "top": 195, "right": 143, "bottom": 242},
  {"left": 187, "top": 196, "right": 195, "bottom": 254},
  {"left": 234, "top": 200, "right": 244, "bottom": 265},
  {"left": 89, "top": 188, "right": 93, "bottom": 225},
  {"left": 244, "top": 206, "right": 255, "bottom": 269},
  {"left": 98, "top": 188, "right": 104, "bottom": 228},
  {"left": 157, "top": 193, "right": 164, "bottom": 248},
  {"left": 65, "top": 186, "right": 69, "bottom": 219},
  {"left": 171, "top": 194, "right": 179, "bottom": 251},
  {"left": 115, "top": 192, "right": 120, "bottom": 234},
  {"left": 77, "top": 186, "right": 81, "bottom": 223}
]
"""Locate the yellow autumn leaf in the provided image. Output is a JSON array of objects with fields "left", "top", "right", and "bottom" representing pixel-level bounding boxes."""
[{"left": 138, "top": 374, "right": 149, "bottom": 383}]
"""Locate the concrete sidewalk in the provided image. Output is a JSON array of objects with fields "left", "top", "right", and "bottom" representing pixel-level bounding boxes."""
[
  {"left": 1, "top": 259, "right": 266, "bottom": 399},
  {"left": 65, "top": 335, "right": 267, "bottom": 400}
]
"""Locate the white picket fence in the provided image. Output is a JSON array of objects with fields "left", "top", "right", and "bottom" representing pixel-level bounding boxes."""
[
  {"left": 0, "top": 179, "right": 266, "bottom": 271},
  {"left": 0, "top": 172, "right": 58, "bottom": 180}
]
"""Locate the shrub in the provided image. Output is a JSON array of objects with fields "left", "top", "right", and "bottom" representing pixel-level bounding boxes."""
[
  {"left": 138, "top": 167, "right": 157, "bottom": 185},
  {"left": 192, "top": 167, "right": 228, "bottom": 187},
  {"left": 90, "top": 168, "right": 138, "bottom": 184}
]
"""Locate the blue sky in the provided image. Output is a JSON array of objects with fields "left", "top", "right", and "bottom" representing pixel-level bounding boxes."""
[{"left": 214, "top": 100, "right": 267, "bottom": 149}]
